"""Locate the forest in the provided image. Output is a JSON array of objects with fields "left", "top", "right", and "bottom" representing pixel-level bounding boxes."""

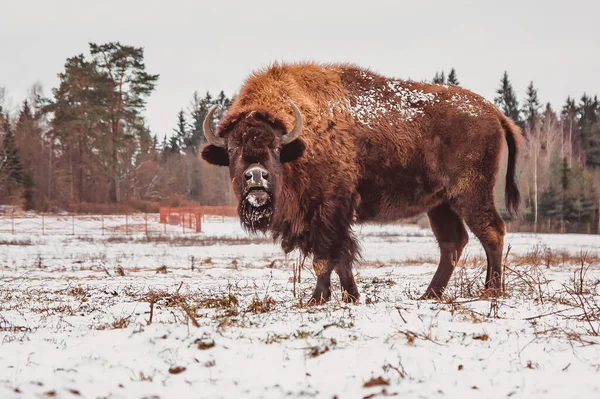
[{"left": 1, "top": 43, "right": 599, "bottom": 234}]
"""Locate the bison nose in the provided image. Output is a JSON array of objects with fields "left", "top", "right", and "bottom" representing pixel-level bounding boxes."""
[{"left": 244, "top": 165, "right": 269, "bottom": 186}]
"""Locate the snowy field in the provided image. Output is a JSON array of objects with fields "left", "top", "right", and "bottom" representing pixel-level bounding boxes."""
[{"left": 1, "top": 216, "right": 600, "bottom": 399}]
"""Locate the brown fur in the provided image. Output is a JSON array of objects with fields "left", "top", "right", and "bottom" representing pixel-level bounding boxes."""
[{"left": 202, "top": 62, "right": 522, "bottom": 304}]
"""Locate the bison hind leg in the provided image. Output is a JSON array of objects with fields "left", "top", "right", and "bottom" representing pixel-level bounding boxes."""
[
  {"left": 421, "top": 203, "right": 469, "bottom": 300},
  {"left": 453, "top": 190, "right": 507, "bottom": 297}
]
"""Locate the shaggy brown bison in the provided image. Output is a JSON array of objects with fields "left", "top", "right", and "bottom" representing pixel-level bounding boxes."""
[{"left": 201, "top": 62, "right": 521, "bottom": 305}]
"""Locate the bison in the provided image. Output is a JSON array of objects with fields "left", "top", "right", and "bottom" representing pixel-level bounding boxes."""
[{"left": 201, "top": 62, "right": 521, "bottom": 305}]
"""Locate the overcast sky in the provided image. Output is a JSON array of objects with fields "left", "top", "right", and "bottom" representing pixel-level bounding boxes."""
[{"left": 1, "top": 0, "right": 598, "bottom": 138}]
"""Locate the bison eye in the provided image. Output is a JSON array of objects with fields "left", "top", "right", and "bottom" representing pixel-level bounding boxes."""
[
  {"left": 274, "top": 147, "right": 280, "bottom": 155},
  {"left": 228, "top": 148, "right": 235, "bottom": 155}
]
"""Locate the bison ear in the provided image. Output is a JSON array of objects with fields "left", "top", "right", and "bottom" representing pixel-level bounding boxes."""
[
  {"left": 280, "top": 139, "right": 306, "bottom": 163},
  {"left": 201, "top": 145, "right": 229, "bottom": 166}
]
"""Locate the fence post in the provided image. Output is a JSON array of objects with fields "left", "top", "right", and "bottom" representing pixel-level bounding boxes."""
[
  {"left": 196, "top": 212, "right": 202, "bottom": 233},
  {"left": 181, "top": 214, "right": 185, "bottom": 234},
  {"left": 11, "top": 211, "right": 15, "bottom": 235}
]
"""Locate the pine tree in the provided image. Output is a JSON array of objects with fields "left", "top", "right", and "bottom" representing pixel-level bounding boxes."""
[
  {"left": 173, "top": 109, "right": 189, "bottom": 149},
  {"left": 494, "top": 71, "right": 521, "bottom": 127},
  {"left": 447, "top": 68, "right": 459, "bottom": 86},
  {"left": 43, "top": 54, "right": 109, "bottom": 204},
  {"left": 577, "top": 93, "right": 600, "bottom": 167},
  {"left": 168, "top": 135, "right": 180, "bottom": 155},
  {"left": 89, "top": 42, "right": 160, "bottom": 203},
  {"left": 1, "top": 117, "right": 25, "bottom": 197},
  {"left": 215, "top": 91, "right": 232, "bottom": 120},
  {"left": 188, "top": 90, "right": 233, "bottom": 151},
  {"left": 559, "top": 157, "right": 575, "bottom": 225},
  {"left": 160, "top": 135, "right": 170, "bottom": 163},
  {"left": 523, "top": 81, "right": 541, "bottom": 135},
  {"left": 188, "top": 91, "right": 213, "bottom": 150},
  {"left": 14, "top": 100, "right": 41, "bottom": 209},
  {"left": 432, "top": 71, "right": 446, "bottom": 84},
  {"left": 561, "top": 96, "right": 579, "bottom": 165}
]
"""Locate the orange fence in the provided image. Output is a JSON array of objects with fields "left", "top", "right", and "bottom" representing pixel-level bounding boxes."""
[
  {"left": 0, "top": 208, "right": 238, "bottom": 236},
  {"left": 159, "top": 206, "right": 238, "bottom": 233}
]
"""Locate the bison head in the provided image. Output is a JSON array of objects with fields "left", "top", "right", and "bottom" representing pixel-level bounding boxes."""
[{"left": 201, "top": 100, "right": 306, "bottom": 233}]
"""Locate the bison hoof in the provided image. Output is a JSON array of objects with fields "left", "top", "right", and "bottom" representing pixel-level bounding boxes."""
[
  {"left": 307, "top": 291, "right": 330, "bottom": 306},
  {"left": 342, "top": 290, "right": 360, "bottom": 304},
  {"left": 480, "top": 287, "right": 503, "bottom": 298},
  {"left": 418, "top": 290, "right": 443, "bottom": 301}
]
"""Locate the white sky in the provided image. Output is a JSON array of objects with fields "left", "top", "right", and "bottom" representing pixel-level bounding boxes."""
[{"left": 1, "top": 0, "right": 598, "bottom": 138}]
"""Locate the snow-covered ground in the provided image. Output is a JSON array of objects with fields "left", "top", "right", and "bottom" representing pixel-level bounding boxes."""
[{"left": 1, "top": 216, "right": 599, "bottom": 398}]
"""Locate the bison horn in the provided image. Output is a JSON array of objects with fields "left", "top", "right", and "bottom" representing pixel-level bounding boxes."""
[
  {"left": 281, "top": 100, "right": 303, "bottom": 145},
  {"left": 203, "top": 104, "right": 226, "bottom": 147}
]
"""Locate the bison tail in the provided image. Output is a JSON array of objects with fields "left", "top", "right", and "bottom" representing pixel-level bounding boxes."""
[{"left": 501, "top": 116, "right": 522, "bottom": 219}]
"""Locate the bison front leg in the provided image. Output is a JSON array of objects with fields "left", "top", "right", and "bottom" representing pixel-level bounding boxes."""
[
  {"left": 306, "top": 200, "right": 361, "bottom": 305},
  {"left": 307, "top": 259, "right": 360, "bottom": 305},
  {"left": 334, "top": 262, "right": 360, "bottom": 303},
  {"left": 308, "top": 259, "right": 333, "bottom": 305}
]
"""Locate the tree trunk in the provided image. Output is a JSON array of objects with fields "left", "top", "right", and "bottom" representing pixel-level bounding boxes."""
[
  {"left": 69, "top": 139, "right": 74, "bottom": 203},
  {"left": 569, "top": 119, "right": 573, "bottom": 168},
  {"left": 47, "top": 142, "right": 52, "bottom": 201},
  {"left": 533, "top": 135, "right": 538, "bottom": 233}
]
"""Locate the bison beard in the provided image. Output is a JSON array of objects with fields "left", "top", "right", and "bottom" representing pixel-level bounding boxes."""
[{"left": 239, "top": 189, "right": 274, "bottom": 233}]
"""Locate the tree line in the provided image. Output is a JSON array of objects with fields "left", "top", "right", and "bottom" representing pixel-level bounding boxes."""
[
  {"left": 0, "top": 42, "right": 236, "bottom": 213},
  {"left": 1, "top": 45, "right": 599, "bottom": 233}
]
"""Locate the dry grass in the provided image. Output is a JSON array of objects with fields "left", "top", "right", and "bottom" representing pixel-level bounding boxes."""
[
  {"left": 307, "top": 338, "right": 337, "bottom": 358},
  {"left": 199, "top": 294, "right": 239, "bottom": 310},
  {"left": 363, "top": 376, "right": 390, "bottom": 388},
  {"left": 96, "top": 317, "right": 131, "bottom": 330},
  {"left": 0, "top": 238, "right": 32, "bottom": 246},
  {"left": 418, "top": 244, "right": 600, "bottom": 338},
  {"left": 245, "top": 296, "right": 277, "bottom": 314},
  {"left": 105, "top": 235, "right": 271, "bottom": 246},
  {"left": 196, "top": 336, "right": 216, "bottom": 350}
]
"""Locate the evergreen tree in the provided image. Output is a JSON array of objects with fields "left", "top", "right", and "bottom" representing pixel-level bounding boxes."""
[
  {"left": 561, "top": 96, "right": 579, "bottom": 162},
  {"left": 569, "top": 161, "right": 597, "bottom": 224},
  {"left": 494, "top": 71, "right": 521, "bottom": 127},
  {"left": 558, "top": 157, "right": 575, "bottom": 224},
  {"left": 168, "top": 135, "right": 180, "bottom": 155},
  {"left": 577, "top": 93, "right": 600, "bottom": 167},
  {"left": 188, "top": 91, "right": 233, "bottom": 151},
  {"left": 173, "top": 109, "right": 189, "bottom": 149},
  {"left": 539, "top": 185, "right": 559, "bottom": 218},
  {"left": 523, "top": 81, "right": 541, "bottom": 134},
  {"left": 188, "top": 91, "right": 213, "bottom": 150},
  {"left": 447, "top": 68, "right": 459, "bottom": 86},
  {"left": 215, "top": 91, "right": 232, "bottom": 120},
  {"left": 43, "top": 54, "right": 109, "bottom": 203},
  {"left": 14, "top": 100, "right": 40, "bottom": 209},
  {"left": 89, "top": 42, "right": 160, "bottom": 203},
  {"left": 160, "top": 135, "right": 170, "bottom": 163},
  {"left": 432, "top": 71, "right": 446, "bottom": 84},
  {"left": 1, "top": 117, "right": 25, "bottom": 197}
]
